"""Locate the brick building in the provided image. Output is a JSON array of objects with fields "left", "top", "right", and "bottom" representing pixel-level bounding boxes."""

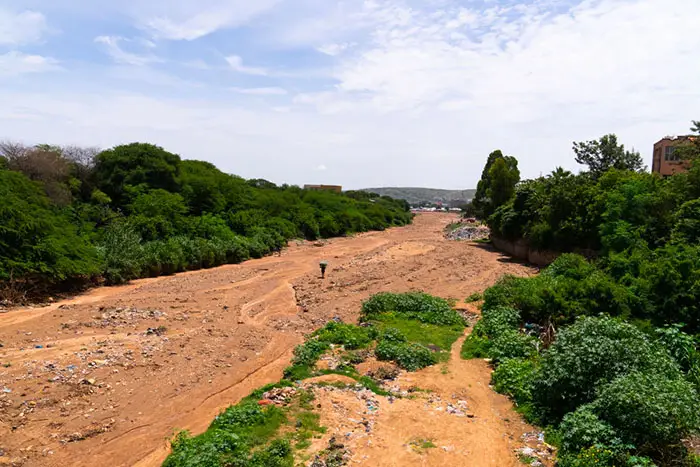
[{"left": 651, "top": 136, "right": 694, "bottom": 176}]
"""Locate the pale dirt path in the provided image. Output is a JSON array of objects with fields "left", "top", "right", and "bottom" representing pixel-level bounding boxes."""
[
  {"left": 0, "top": 214, "right": 536, "bottom": 466},
  {"left": 308, "top": 308, "right": 549, "bottom": 467}
]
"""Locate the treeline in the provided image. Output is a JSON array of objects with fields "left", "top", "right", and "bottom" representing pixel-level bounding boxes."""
[
  {"left": 0, "top": 142, "right": 412, "bottom": 300},
  {"left": 462, "top": 121, "right": 700, "bottom": 466}
]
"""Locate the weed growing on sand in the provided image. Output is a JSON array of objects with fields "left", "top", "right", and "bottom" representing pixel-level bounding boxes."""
[
  {"left": 465, "top": 292, "right": 483, "bottom": 303},
  {"left": 165, "top": 292, "right": 466, "bottom": 466}
]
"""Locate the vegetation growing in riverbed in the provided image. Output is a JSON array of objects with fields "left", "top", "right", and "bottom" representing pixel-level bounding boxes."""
[{"left": 163, "top": 292, "right": 466, "bottom": 466}]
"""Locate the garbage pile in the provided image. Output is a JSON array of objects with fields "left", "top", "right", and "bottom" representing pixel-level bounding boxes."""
[{"left": 445, "top": 224, "right": 490, "bottom": 241}]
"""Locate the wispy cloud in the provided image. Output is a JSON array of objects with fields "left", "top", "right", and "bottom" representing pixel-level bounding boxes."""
[
  {"left": 0, "top": 51, "right": 59, "bottom": 77},
  {"left": 95, "top": 36, "right": 161, "bottom": 66},
  {"left": 232, "top": 87, "right": 287, "bottom": 95},
  {"left": 226, "top": 55, "right": 268, "bottom": 76},
  {"left": 139, "top": 0, "right": 281, "bottom": 40},
  {"left": 0, "top": 8, "right": 48, "bottom": 45},
  {"left": 1, "top": 0, "right": 700, "bottom": 190}
]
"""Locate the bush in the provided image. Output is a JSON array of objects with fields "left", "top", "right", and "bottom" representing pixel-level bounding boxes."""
[
  {"left": 558, "top": 446, "right": 657, "bottom": 467},
  {"left": 655, "top": 325, "right": 700, "bottom": 388},
  {"left": 532, "top": 316, "right": 681, "bottom": 423},
  {"left": 477, "top": 306, "right": 521, "bottom": 338},
  {"left": 491, "top": 358, "right": 538, "bottom": 405},
  {"left": 490, "top": 330, "right": 538, "bottom": 361},
  {"left": 289, "top": 340, "right": 330, "bottom": 368},
  {"left": 592, "top": 372, "right": 700, "bottom": 453},
  {"left": 559, "top": 405, "right": 621, "bottom": 454},
  {"left": 312, "top": 322, "right": 373, "bottom": 350},
  {"left": 361, "top": 292, "right": 465, "bottom": 326},
  {"left": 375, "top": 340, "right": 437, "bottom": 371},
  {"left": 100, "top": 221, "right": 144, "bottom": 284},
  {"left": 460, "top": 334, "right": 492, "bottom": 359}
]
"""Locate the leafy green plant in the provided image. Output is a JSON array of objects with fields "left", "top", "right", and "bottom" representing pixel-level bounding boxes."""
[
  {"left": 491, "top": 358, "right": 538, "bottom": 405},
  {"left": 312, "top": 322, "right": 373, "bottom": 350},
  {"left": 460, "top": 334, "right": 492, "bottom": 359},
  {"left": 375, "top": 340, "right": 437, "bottom": 371},
  {"left": 532, "top": 316, "right": 681, "bottom": 423},
  {"left": 489, "top": 330, "right": 538, "bottom": 362},
  {"left": 592, "top": 372, "right": 700, "bottom": 453},
  {"left": 361, "top": 292, "right": 465, "bottom": 326}
]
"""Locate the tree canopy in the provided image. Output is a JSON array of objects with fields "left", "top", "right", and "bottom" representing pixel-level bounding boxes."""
[
  {"left": 0, "top": 141, "right": 412, "bottom": 299},
  {"left": 573, "top": 134, "right": 645, "bottom": 177}
]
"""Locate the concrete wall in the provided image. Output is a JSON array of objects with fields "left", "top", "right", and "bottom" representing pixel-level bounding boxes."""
[
  {"left": 490, "top": 236, "right": 597, "bottom": 267},
  {"left": 491, "top": 236, "right": 558, "bottom": 267}
]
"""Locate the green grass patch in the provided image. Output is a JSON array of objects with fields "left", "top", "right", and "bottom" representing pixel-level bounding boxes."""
[
  {"left": 460, "top": 334, "right": 492, "bottom": 359},
  {"left": 164, "top": 292, "right": 467, "bottom": 465},
  {"left": 372, "top": 314, "right": 464, "bottom": 360}
]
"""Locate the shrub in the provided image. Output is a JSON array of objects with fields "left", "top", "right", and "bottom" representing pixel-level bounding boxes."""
[
  {"left": 655, "top": 325, "right": 700, "bottom": 388},
  {"left": 478, "top": 306, "right": 521, "bottom": 338},
  {"left": 558, "top": 446, "right": 657, "bottom": 467},
  {"left": 491, "top": 358, "right": 538, "bottom": 405},
  {"left": 361, "top": 292, "right": 465, "bottom": 326},
  {"left": 375, "top": 340, "right": 436, "bottom": 371},
  {"left": 460, "top": 334, "right": 492, "bottom": 359},
  {"left": 489, "top": 330, "right": 538, "bottom": 362},
  {"left": 532, "top": 316, "right": 681, "bottom": 423},
  {"left": 592, "top": 372, "right": 700, "bottom": 453},
  {"left": 559, "top": 405, "right": 621, "bottom": 455},
  {"left": 483, "top": 260, "right": 633, "bottom": 327},
  {"left": 100, "top": 221, "right": 144, "bottom": 284},
  {"left": 312, "top": 322, "right": 373, "bottom": 350},
  {"left": 289, "top": 340, "right": 330, "bottom": 368}
]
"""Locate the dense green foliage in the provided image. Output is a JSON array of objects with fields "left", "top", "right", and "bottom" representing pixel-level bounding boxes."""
[
  {"left": 468, "top": 124, "right": 700, "bottom": 465},
  {"left": 0, "top": 142, "right": 411, "bottom": 298},
  {"left": 360, "top": 292, "right": 466, "bottom": 326},
  {"left": 284, "top": 292, "right": 465, "bottom": 379},
  {"left": 472, "top": 150, "right": 520, "bottom": 218}
]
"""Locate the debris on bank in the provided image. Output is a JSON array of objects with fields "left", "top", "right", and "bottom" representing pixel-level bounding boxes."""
[{"left": 445, "top": 224, "right": 490, "bottom": 241}]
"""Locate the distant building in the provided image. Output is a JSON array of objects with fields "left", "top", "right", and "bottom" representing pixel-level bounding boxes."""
[
  {"left": 652, "top": 136, "right": 695, "bottom": 177},
  {"left": 303, "top": 184, "right": 342, "bottom": 193}
]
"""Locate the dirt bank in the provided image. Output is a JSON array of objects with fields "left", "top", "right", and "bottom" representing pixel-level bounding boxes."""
[{"left": 0, "top": 213, "right": 535, "bottom": 466}]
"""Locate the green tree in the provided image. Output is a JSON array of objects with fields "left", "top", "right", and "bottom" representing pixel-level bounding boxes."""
[
  {"left": 473, "top": 150, "right": 520, "bottom": 218},
  {"left": 95, "top": 143, "right": 181, "bottom": 207},
  {"left": 573, "top": 134, "right": 645, "bottom": 177},
  {"left": 487, "top": 157, "right": 520, "bottom": 213},
  {"left": 0, "top": 169, "right": 100, "bottom": 287}
]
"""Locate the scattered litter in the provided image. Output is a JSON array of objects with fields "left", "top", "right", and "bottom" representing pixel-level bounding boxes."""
[{"left": 446, "top": 224, "right": 490, "bottom": 241}]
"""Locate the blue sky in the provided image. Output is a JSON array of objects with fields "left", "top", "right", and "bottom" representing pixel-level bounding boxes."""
[{"left": 1, "top": 0, "right": 699, "bottom": 189}]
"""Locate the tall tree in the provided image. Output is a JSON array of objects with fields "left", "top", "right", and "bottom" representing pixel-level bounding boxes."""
[
  {"left": 488, "top": 157, "right": 520, "bottom": 210},
  {"left": 473, "top": 150, "right": 520, "bottom": 218},
  {"left": 94, "top": 143, "right": 181, "bottom": 207},
  {"left": 573, "top": 134, "right": 645, "bottom": 177}
]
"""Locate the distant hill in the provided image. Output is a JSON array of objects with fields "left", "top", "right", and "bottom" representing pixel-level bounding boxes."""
[{"left": 359, "top": 187, "right": 476, "bottom": 206}]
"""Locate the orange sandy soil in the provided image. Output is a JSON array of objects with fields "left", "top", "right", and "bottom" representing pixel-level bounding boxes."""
[
  {"left": 302, "top": 322, "right": 554, "bottom": 467},
  {"left": 0, "top": 213, "right": 537, "bottom": 466}
]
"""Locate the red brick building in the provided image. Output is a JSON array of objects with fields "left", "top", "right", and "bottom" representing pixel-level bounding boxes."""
[{"left": 651, "top": 136, "right": 694, "bottom": 176}]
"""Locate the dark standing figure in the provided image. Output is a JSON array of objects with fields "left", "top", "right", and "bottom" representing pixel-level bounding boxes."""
[{"left": 319, "top": 261, "right": 328, "bottom": 279}]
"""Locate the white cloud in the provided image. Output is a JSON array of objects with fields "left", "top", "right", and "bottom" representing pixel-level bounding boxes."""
[
  {"left": 315, "top": 164, "right": 327, "bottom": 171},
  {"left": 232, "top": 87, "right": 287, "bottom": 96},
  {"left": 95, "top": 36, "right": 161, "bottom": 66},
  {"left": 0, "top": 8, "right": 48, "bottom": 45},
  {"left": 316, "top": 42, "right": 353, "bottom": 56},
  {"left": 1, "top": 0, "right": 700, "bottom": 191},
  {"left": 138, "top": 0, "right": 281, "bottom": 40},
  {"left": 226, "top": 55, "right": 269, "bottom": 76},
  {"left": 0, "top": 51, "right": 58, "bottom": 77}
]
